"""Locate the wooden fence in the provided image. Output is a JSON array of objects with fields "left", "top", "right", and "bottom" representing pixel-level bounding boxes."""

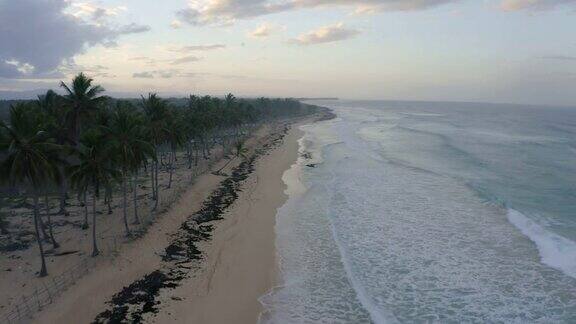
[{"left": 0, "top": 143, "right": 228, "bottom": 324}]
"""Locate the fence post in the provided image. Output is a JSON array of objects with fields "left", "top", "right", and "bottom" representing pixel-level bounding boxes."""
[
  {"left": 22, "top": 296, "right": 32, "bottom": 316},
  {"left": 14, "top": 303, "right": 21, "bottom": 321},
  {"left": 35, "top": 287, "right": 41, "bottom": 310},
  {"left": 84, "top": 258, "right": 89, "bottom": 273},
  {"left": 42, "top": 281, "right": 52, "bottom": 303},
  {"left": 52, "top": 278, "right": 59, "bottom": 294}
]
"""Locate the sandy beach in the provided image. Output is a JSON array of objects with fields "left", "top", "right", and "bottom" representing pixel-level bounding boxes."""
[
  {"left": 151, "top": 121, "right": 304, "bottom": 324},
  {"left": 22, "top": 117, "right": 309, "bottom": 323}
]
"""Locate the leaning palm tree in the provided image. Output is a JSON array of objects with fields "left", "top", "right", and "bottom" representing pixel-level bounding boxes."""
[
  {"left": 212, "top": 140, "right": 248, "bottom": 176},
  {"left": 68, "top": 130, "right": 120, "bottom": 257},
  {"left": 105, "top": 104, "right": 154, "bottom": 235},
  {"left": 0, "top": 104, "right": 63, "bottom": 277},
  {"left": 60, "top": 73, "right": 107, "bottom": 146}
]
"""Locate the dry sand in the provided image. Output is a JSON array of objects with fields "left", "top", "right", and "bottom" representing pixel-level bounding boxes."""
[
  {"left": 26, "top": 119, "right": 306, "bottom": 323},
  {"left": 0, "top": 136, "right": 226, "bottom": 314}
]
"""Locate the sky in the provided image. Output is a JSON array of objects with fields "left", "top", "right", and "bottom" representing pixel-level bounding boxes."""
[{"left": 1, "top": 0, "right": 576, "bottom": 105}]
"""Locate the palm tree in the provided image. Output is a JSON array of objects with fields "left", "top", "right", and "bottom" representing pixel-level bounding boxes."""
[
  {"left": 43, "top": 191, "right": 59, "bottom": 248},
  {"left": 68, "top": 130, "right": 120, "bottom": 257},
  {"left": 0, "top": 74, "right": 317, "bottom": 279},
  {"left": 141, "top": 94, "right": 169, "bottom": 210},
  {"left": 0, "top": 104, "right": 63, "bottom": 277},
  {"left": 80, "top": 187, "right": 89, "bottom": 229},
  {"left": 164, "top": 109, "right": 186, "bottom": 188},
  {"left": 105, "top": 103, "right": 154, "bottom": 234},
  {"left": 213, "top": 140, "right": 248, "bottom": 175},
  {"left": 60, "top": 73, "right": 107, "bottom": 146},
  {"left": 37, "top": 90, "right": 71, "bottom": 216}
]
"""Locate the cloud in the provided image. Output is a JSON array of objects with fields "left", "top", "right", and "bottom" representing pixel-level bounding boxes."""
[
  {"left": 58, "top": 62, "right": 116, "bottom": 78},
  {"left": 0, "top": 0, "right": 151, "bottom": 78},
  {"left": 171, "top": 20, "right": 183, "bottom": 29},
  {"left": 117, "top": 23, "right": 151, "bottom": 34},
  {"left": 176, "top": 0, "right": 576, "bottom": 25},
  {"left": 249, "top": 22, "right": 281, "bottom": 38},
  {"left": 171, "top": 56, "right": 202, "bottom": 65},
  {"left": 69, "top": 2, "right": 128, "bottom": 21},
  {"left": 175, "top": 0, "right": 458, "bottom": 26},
  {"left": 133, "top": 72, "right": 155, "bottom": 78},
  {"left": 500, "top": 0, "right": 576, "bottom": 11},
  {"left": 128, "top": 56, "right": 160, "bottom": 66},
  {"left": 289, "top": 23, "right": 360, "bottom": 45},
  {"left": 169, "top": 44, "right": 226, "bottom": 53},
  {"left": 130, "top": 54, "right": 204, "bottom": 66},
  {"left": 539, "top": 55, "right": 576, "bottom": 61},
  {"left": 129, "top": 56, "right": 151, "bottom": 61},
  {"left": 132, "top": 70, "right": 197, "bottom": 79}
]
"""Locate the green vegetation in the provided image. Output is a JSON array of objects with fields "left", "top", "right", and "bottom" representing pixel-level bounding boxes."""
[{"left": 0, "top": 73, "right": 314, "bottom": 277}]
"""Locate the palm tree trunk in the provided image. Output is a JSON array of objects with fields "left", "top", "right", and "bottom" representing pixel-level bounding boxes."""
[
  {"left": 91, "top": 189, "right": 99, "bottom": 257},
  {"left": 194, "top": 141, "right": 199, "bottom": 167},
  {"left": 153, "top": 159, "right": 160, "bottom": 210},
  {"left": 39, "top": 213, "right": 51, "bottom": 242},
  {"left": 168, "top": 150, "right": 174, "bottom": 189},
  {"left": 122, "top": 171, "right": 130, "bottom": 236},
  {"left": 106, "top": 188, "right": 113, "bottom": 215},
  {"left": 132, "top": 172, "right": 140, "bottom": 225},
  {"left": 82, "top": 190, "right": 89, "bottom": 230},
  {"left": 44, "top": 193, "right": 59, "bottom": 248},
  {"left": 58, "top": 167, "right": 68, "bottom": 216},
  {"left": 160, "top": 152, "right": 166, "bottom": 170},
  {"left": 202, "top": 138, "right": 209, "bottom": 159},
  {"left": 32, "top": 193, "right": 48, "bottom": 277},
  {"left": 216, "top": 157, "right": 234, "bottom": 174},
  {"left": 149, "top": 160, "right": 156, "bottom": 200},
  {"left": 187, "top": 142, "right": 192, "bottom": 169},
  {"left": 77, "top": 191, "right": 84, "bottom": 207}
]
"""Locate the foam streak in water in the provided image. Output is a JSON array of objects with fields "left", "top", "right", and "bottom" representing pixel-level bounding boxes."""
[
  {"left": 325, "top": 179, "right": 398, "bottom": 324},
  {"left": 507, "top": 209, "right": 576, "bottom": 279}
]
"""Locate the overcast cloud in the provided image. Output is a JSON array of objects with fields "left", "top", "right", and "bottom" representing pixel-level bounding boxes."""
[
  {"left": 500, "top": 0, "right": 576, "bottom": 11},
  {"left": 176, "top": 0, "right": 459, "bottom": 26},
  {"left": 0, "top": 0, "right": 150, "bottom": 78},
  {"left": 175, "top": 0, "right": 576, "bottom": 26},
  {"left": 289, "top": 23, "right": 361, "bottom": 45},
  {"left": 169, "top": 44, "right": 227, "bottom": 53}
]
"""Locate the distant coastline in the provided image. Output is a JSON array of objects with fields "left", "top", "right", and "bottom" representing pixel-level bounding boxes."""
[{"left": 296, "top": 97, "right": 339, "bottom": 101}]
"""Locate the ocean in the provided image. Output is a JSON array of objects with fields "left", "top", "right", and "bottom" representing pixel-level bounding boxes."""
[{"left": 260, "top": 100, "right": 576, "bottom": 323}]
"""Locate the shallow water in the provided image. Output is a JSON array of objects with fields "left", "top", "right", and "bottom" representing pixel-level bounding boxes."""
[{"left": 260, "top": 101, "right": 576, "bottom": 323}]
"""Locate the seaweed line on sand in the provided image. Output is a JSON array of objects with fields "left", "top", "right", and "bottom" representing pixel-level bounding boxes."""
[{"left": 93, "top": 127, "right": 288, "bottom": 323}]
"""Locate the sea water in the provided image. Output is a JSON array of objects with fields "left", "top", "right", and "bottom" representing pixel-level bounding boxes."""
[{"left": 259, "top": 100, "right": 576, "bottom": 323}]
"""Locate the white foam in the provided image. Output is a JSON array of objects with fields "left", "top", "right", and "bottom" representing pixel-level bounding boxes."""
[
  {"left": 262, "top": 102, "right": 576, "bottom": 323},
  {"left": 507, "top": 208, "right": 576, "bottom": 279},
  {"left": 326, "top": 186, "right": 399, "bottom": 324}
]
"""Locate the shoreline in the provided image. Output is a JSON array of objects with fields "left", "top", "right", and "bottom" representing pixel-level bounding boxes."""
[
  {"left": 150, "top": 120, "right": 307, "bottom": 323},
  {"left": 27, "top": 114, "right": 321, "bottom": 323}
]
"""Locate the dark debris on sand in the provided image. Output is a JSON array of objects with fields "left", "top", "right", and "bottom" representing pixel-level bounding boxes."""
[{"left": 93, "top": 127, "right": 288, "bottom": 324}]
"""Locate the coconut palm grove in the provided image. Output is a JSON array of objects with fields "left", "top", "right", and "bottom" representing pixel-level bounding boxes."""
[{"left": 0, "top": 73, "right": 316, "bottom": 277}]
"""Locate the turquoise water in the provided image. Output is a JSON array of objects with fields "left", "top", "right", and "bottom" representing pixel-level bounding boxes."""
[{"left": 260, "top": 101, "right": 576, "bottom": 323}]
